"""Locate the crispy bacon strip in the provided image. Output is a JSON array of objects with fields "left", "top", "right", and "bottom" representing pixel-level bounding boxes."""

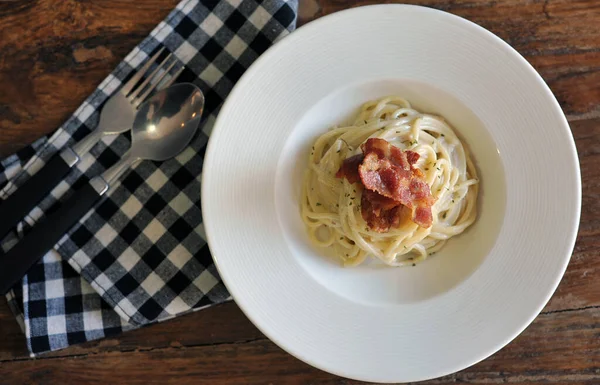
[
  {"left": 414, "top": 206, "right": 433, "bottom": 229},
  {"left": 336, "top": 139, "right": 420, "bottom": 185},
  {"left": 406, "top": 150, "right": 420, "bottom": 167},
  {"left": 359, "top": 153, "right": 412, "bottom": 203},
  {"left": 336, "top": 138, "right": 435, "bottom": 229},
  {"left": 361, "top": 138, "right": 420, "bottom": 170},
  {"left": 335, "top": 154, "right": 364, "bottom": 184},
  {"left": 360, "top": 189, "right": 403, "bottom": 233},
  {"left": 359, "top": 152, "right": 434, "bottom": 227}
]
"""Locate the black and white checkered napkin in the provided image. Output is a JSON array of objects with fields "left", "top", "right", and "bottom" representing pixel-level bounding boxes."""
[{"left": 0, "top": 0, "right": 298, "bottom": 355}]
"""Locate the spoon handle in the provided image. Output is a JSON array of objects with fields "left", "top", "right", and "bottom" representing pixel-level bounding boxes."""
[{"left": 0, "top": 179, "right": 106, "bottom": 295}]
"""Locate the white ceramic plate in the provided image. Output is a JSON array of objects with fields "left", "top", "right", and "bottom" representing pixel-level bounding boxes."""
[{"left": 202, "top": 5, "right": 580, "bottom": 383}]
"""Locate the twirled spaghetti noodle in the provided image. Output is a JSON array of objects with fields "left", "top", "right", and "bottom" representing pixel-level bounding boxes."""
[{"left": 301, "top": 96, "right": 479, "bottom": 267}]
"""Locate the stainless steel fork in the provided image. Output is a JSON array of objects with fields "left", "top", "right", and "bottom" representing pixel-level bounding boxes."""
[{"left": 0, "top": 48, "right": 184, "bottom": 241}]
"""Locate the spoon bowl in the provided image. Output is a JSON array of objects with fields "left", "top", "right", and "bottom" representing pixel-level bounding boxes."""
[{"left": 132, "top": 83, "right": 205, "bottom": 161}]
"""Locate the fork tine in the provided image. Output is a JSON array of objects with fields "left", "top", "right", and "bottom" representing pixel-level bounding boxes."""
[
  {"left": 121, "top": 47, "right": 165, "bottom": 96},
  {"left": 128, "top": 53, "right": 173, "bottom": 102},
  {"left": 161, "top": 66, "right": 184, "bottom": 89},
  {"left": 133, "top": 60, "right": 178, "bottom": 108}
]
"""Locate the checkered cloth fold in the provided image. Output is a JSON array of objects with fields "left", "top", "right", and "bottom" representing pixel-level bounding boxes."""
[{"left": 0, "top": 0, "right": 297, "bottom": 355}]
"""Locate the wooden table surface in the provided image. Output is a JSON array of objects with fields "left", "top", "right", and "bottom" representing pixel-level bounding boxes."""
[{"left": 0, "top": 0, "right": 598, "bottom": 384}]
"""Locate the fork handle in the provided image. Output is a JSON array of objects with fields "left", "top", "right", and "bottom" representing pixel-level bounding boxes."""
[
  {"left": 0, "top": 149, "right": 78, "bottom": 241},
  {"left": 0, "top": 179, "right": 106, "bottom": 294}
]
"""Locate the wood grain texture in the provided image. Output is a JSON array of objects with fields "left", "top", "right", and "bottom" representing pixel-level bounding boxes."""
[
  {"left": 0, "top": 0, "right": 599, "bottom": 384},
  {"left": 1, "top": 0, "right": 599, "bottom": 156},
  {"left": 0, "top": 302, "right": 599, "bottom": 384},
  {"left": 0, "top": 0, "right": 180, "bottom": 156}
]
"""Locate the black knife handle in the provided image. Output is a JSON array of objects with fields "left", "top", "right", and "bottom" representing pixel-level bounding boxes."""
[
  {"left": 0, "top": 181, "right": 103, "bottom": 295},
  {"left": 0, "top": 153, "right": 75, "bottom": 241}
]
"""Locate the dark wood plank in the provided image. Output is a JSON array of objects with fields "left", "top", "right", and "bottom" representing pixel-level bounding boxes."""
[
  {"left": 0, "top": 0, "right": 180, "bottom": 156},
  {"left": 545, "top": 117, "right": 600, "bottom": 312},
  {"left": 1, "top": 0, "right": 600, "bottom": 156},
  {"left": 1, "top": 1, "right": 599, "bottom": 384},
  {"left": 0, "top": 299, "right": 28, "bottom": 360},
  {"left": 0, "top": 306, "right": 598, "bottom": 384}
]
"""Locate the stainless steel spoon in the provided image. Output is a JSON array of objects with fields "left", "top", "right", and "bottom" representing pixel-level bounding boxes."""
[
  {"left": 0, "top": 48, "right": 182, "bottom": 242},
  {"left": 0, "top": 83, "right": 204, "bottom": 294}
]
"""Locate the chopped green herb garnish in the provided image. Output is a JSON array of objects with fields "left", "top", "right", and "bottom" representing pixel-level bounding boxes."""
[
  {"left": 412, "top": 263, "right": 416, "bottom": 267},
  {"left": 442, "top": 212, "right": 447, "bottom": 219},
  {"left": 316, "top": 203, "right": 322, "bottom": 206}
]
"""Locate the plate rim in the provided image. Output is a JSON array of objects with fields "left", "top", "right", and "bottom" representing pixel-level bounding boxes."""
[{"left": 202, "top": 4, "right": 582, "bottom": 382}]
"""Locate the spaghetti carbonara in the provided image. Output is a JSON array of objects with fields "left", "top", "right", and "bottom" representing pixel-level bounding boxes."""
[{"left": 301, "top": 96, "right": 478, "bottom": 267}]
